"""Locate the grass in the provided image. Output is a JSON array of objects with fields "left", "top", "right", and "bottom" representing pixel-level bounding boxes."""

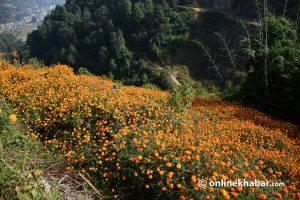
[{"left": 0, "top": 100, "right": 96, "bottom": 200}]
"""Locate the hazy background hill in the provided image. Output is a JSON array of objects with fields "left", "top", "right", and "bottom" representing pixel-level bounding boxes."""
[
  {"left": 0, "top": 0, "right": 64, "bottom": 61},
  {"left": 0, "top": 0, "right": 65, "bottom": 24}
]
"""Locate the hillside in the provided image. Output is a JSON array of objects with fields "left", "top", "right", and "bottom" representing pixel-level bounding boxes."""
[
  {"left": 0, "top": 0, "right": 64, "bottom": 24},
  {"left": 0, "top": 61, "right": 299, "bottom": 199}
]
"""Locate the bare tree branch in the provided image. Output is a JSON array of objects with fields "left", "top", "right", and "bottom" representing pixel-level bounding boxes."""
[
  {"left": 283, "top": 0, "right": 288, "bottom": 16},
  {"left": 195, "top": 40, "right": 224, "bottom": 80},
  {"left": 237, "top": 19, "right": 252, "bottom": 51},
  {"left": 264, "top": 0, "right": 270, "bottom": 107},
  {"left": 214, "top": 32, "right": 237, "bottom": 70}
]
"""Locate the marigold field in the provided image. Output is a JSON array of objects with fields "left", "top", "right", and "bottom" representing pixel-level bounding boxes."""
[{"left": 0, "top": 61, "right": 299, "bottom": 200}]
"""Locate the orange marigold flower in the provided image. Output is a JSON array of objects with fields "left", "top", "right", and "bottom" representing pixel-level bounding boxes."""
[
  {"left": 137, "top": 155, "right": 143, "bottom": 160},
  {"left": 179, "top": 196, "right": 185, "bottom": 200},
  {"left": 259, "top": 194, "right": 267, "bottom": 200},
  {"left": 166, "top": 162, "right": 172, "bottom": 168},
  {"left": 9, "top": 114, "right": 17, "bottom": 123},
  {"left": 282, "top": 186, "right": 288, "bottom": 194},
  {"left": 208, "top": 187, "right": 214, "bottom": 192},
  {"left": 267, "top": 168, "right": 273, "bottom": 174},
  {"left": 231, "top": 192, "right": 238, "bottom": 198},
  {"left": 176, "top": 163, "right": 182, "bottom": 169},
  {"left": 223, "top": 194, "right": 230, "bottom": 200},
  {"left": 168, "top": 172, "right": 174, "bottom": 178},
  {"left": 220, "top": 189, "right": 228, "bottom": 196},
  {"left": 213, "top": 172, "right": 218, "bottom": 177},
  {"left": 275, "top": 192, "right": 282, "bottom": 199},
  {"left": 191, "top": 175, "right": 197, "bottom": 183},
  {"left": 236, "top": 186, "right": 243, "bottom": 192},
  {"left": 242, "top": 172, "right": 248, "bottom": 178}
]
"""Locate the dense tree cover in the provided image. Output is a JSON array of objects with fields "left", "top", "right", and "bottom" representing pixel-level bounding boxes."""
[
  {"left": 0, "top": 32, "right": 24, "bottom": 60},
  {"left": 27, "top": 0, "right": 196, "bottom": 85},
  {"left": 232, "top": 16, "right": 300, "bottom": 123}
]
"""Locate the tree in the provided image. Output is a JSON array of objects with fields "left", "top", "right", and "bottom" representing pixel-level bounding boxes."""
[
  {"left": 117, "top": 0, "right": 132, "bottom": 19},
  {"left": 241, "top": 15, "right": 300, "bottom": 122},
  {"left": 132, "top": 3, "right": 145, "bottom": 23}
]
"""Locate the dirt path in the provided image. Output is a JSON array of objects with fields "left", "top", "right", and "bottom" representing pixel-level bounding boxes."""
[{"left": 170, "top": 71, "right": 181, "bottom": 86}]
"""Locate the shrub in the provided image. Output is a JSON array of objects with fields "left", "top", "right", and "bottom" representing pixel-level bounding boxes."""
[
  {"left": 169, "top": 83, "right": 196, "bottom": 112},
  {"left": 240, "top": 15, "right": 300, "bottom": 123},
  {"left": 77, "top": 67, "right": 94, "bottom": 76},
  {"left": 155, "top": 71, "right": 175, "bottom": 90},
  {"left": 27, "top": 58, "right": 45, "bottom": 69},
  {"left": 142, "top": 83, "right": 160, "bottom": 90},
  {"left": 222, "top": 71, "right": 247, "bottom": 100}
]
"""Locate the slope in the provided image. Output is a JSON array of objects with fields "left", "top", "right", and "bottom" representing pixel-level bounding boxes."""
[{"left": 0, "top": 61, "right": 299, "bottom": 199}]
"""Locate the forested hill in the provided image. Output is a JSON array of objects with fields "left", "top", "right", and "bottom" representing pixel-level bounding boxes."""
[
  {"left": 27, "top": 0, "right": 196, "bottom": 86},
  {"left": 26, "top": 0, "right": 299, "bottom": 84}
]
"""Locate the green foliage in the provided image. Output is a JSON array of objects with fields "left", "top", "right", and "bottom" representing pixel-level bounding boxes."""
[
  {"left": 142, "top": 83, "right": 160, "bottom": 90},
  {"left": 169, "top": 83, "right": 196, "bottom": 112},
  {"left": 0, "top": 32, "right": 24, "bottom": 61},
  {"left": 222, "top": 71, "right": 247, "bottom": 100},
  {"left": 27, "top": 58, "right": 45, "bottom": 69},
  {"left": 77, "top": 67, "right": 94, "bottom": 76},
  {"left": 195, "top": 81, "right": 219, "bottom": 98},
  {"left": 155, "top": 71, "right": 174, "bottom": 90},
  {"left": 239, "top": 15, "right": 300, "bottom": 123},
  {"left": 26, "top": 0, "right": 194, "bottom": 86}
]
